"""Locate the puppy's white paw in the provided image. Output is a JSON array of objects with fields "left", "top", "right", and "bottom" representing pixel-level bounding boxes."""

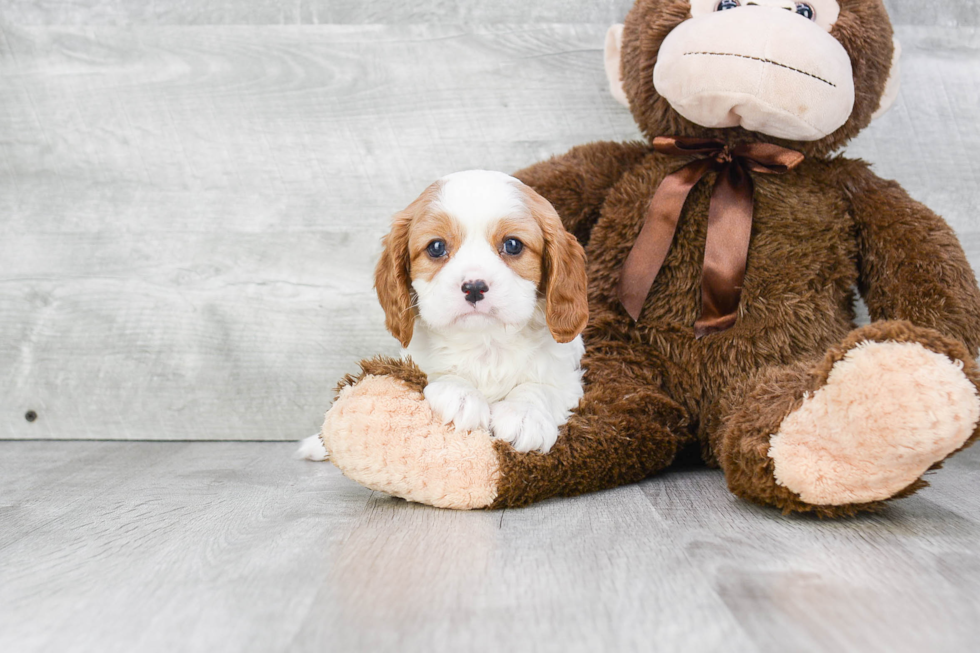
[
  {"left": 490, "top": 401, "right": 559, "bottom": 453},
  {"left": 296, "top": 433, "right": 329, "bottom": 461},
  {"left": 424, "top": 379, "right": 491, "bottom": 432}
]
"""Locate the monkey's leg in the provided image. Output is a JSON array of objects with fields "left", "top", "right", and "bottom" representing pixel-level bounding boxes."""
[
  {"left": 320, "top": 345, "right": 690, "bottom": 510},
  {"left": 492, "top": 342, "right": 691, "bottom": 507},
  {"left": 712, "top": 321, "right": 980, "bottom": 517}
]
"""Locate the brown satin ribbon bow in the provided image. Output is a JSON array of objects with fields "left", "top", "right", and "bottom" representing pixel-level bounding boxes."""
[{"left": 618, "top": 136, "right": 805, "bottom": 338}]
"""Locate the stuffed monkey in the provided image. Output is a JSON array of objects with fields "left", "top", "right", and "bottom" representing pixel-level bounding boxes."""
[{"left": 319, "top": 0, "right": 980, "bottom": 517}]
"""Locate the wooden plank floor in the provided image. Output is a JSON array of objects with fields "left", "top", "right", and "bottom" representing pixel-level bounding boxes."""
[{"left": 1, "top": 440, "right": 979, "bottom": 653}]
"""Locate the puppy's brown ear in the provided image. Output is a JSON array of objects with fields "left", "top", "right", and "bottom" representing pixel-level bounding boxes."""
[
  {"left": 374, "top": 209, "right": 416, "bottom": 348},
  {"left": 374, "top": 181, "right": 443, "bottom": 347},
  {"left": 522, "top": 185, "right": 589, "bottom": 343}
]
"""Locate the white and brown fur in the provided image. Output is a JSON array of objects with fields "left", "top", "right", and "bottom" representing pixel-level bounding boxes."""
[{"left": 303, "top": 170, "right": 587, "bottom": 456}]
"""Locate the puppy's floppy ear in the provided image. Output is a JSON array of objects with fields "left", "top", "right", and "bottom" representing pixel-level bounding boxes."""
[
  {"left": 521, "top": 185, "right": 589, "bottom": 343},
  {"left": 374, "top": 207, "right": 416, "bottom": 348}
]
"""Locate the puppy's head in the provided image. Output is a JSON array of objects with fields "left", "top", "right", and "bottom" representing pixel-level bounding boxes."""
[{"left": 375, "top": 170, "right": 589, "bottom": 348}]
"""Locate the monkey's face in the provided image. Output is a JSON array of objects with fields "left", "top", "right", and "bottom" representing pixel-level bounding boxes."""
[
  {"left": 655, "top": 1, "right": 853, "bottom": 141},
  {"left": 610, "top": 0, "right": 899, "bottom": 156}
]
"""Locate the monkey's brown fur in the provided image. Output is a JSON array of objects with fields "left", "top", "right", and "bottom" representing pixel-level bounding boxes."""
[{"left": 337, "top": 0, "right": 980, "bottom": 516}]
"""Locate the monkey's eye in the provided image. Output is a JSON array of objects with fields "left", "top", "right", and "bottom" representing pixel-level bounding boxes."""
[
  {"left": 502, "top": 238, "right": 524, "bottom": 256},
  {"left": 426, "top": 240, "right": 447, "bottom": 258},
  {"left": 795, "top": 2, "right": 816, "bottom": 20},
  {"left": 716, "top": 0, "right": 740, "bottom": 9}
]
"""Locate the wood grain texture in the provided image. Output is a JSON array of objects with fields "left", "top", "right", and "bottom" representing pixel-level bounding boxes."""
[
  {"left": 1, "top": 1, "right": 975, "bottom": 26},
  {"left": 0, "top": 23, "right": 639, "bottom": 439},
  {"left": 1, "top": 22, "right": 978, "bottom": 440},
  {"left": 0, "top": 1, "right": 635, "bottom": 25},
  {"left": 1, "top": 441, "right": 979, "bottom": 653}
]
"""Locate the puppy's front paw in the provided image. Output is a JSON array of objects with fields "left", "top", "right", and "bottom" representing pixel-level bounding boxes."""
[
  {"left": 424, "top": 379, "right": 491, "bottom": 432},
  {"left": 490, "top": 401, "right": 559, "bottom": 453}
]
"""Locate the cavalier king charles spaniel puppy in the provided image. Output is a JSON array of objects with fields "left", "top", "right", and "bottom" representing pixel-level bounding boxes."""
[
  {"left": 386, "top": 170, "right": 588, "bottom": 452},
  {"left": 300, "top": 170, "right": 588, "bottom": 459}
]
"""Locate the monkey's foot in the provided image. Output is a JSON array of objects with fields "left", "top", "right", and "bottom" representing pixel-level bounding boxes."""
[
  {"left": 768, "top": 341, "right": 980, "bottom": 505},
  {"left": 322, "top": 374, "right": 500, "bottom": 510}
]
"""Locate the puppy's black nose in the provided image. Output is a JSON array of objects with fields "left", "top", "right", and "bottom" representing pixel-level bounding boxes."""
[{"left": 462, "top": 280, "right": 489, "bottom": 303}]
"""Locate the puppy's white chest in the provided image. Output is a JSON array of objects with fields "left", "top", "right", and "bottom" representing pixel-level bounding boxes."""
[
  {"left": 457, "top": 345, "right": 531, "bottom": 402},
  {"left": 418, "top": 336, "right": 537, "bottom": 403}
]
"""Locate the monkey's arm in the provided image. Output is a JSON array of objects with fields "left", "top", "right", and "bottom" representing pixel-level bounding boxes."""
[
  {"left": 845, "top": 160, "right": 980, "bottom": 356},
  {"left": 514, "top": 141, "right": 649, "bottom": 244}
]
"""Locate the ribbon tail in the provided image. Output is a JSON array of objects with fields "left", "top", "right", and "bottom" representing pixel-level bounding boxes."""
[
  {"left": 618, "top": 159, "right": 713, "bottom": 321},
  {"left": 694, "top": 162, "right": 754, "bottom": 338}
]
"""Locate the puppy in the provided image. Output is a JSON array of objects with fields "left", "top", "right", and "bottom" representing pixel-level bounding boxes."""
[
  {"left": 382, "top": 170, "right": 589, "bottom": 452},
  {"left": 300, "top": 170, "right": 589, "bottom": 459}
]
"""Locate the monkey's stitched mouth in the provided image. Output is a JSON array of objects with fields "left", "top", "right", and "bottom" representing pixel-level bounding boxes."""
[{"left": 683, "top": 51, "right": 837, "bottom": 88}]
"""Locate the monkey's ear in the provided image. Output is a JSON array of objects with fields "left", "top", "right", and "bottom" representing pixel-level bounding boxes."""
[
  {"left": 872, "top": 39, "right": 902, "bottom": 121},
  {"left": 604, "top": 24, "right": 629, "bottom": 108}
]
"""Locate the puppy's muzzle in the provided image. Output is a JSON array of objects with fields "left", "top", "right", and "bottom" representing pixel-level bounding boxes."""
[{"left": 462, "top": 280, "right": 489, "bottom": 304}]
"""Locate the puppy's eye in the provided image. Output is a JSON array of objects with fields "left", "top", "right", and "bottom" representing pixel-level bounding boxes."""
[
  {"left": 426, "top": 240, "right": 447, "bottom": 258},
  {"left": 795, "top": 2, "right": 815, "bottom": 20},
  {"left": 716, "top": 0, "right": 740, "bottom": 10},
  {"left": 502, "top": 238, "right": 524, "bottom": 256}
]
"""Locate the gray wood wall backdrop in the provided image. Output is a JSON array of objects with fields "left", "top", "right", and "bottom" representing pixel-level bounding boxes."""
[{"left": 2, "top": 1, "right": 978, "bottom": 441}]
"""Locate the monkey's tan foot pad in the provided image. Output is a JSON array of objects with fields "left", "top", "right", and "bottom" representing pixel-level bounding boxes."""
[
  {"left": 769, "top": 341, "right": 980, "bottom": 505},
  {"left": 321, "top": 374, "right": 500, "bottom": 510}
]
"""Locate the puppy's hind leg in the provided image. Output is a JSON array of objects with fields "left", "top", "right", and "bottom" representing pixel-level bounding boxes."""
[{"left": 296, "top": 433, "right": 329, "bottom": 462}]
